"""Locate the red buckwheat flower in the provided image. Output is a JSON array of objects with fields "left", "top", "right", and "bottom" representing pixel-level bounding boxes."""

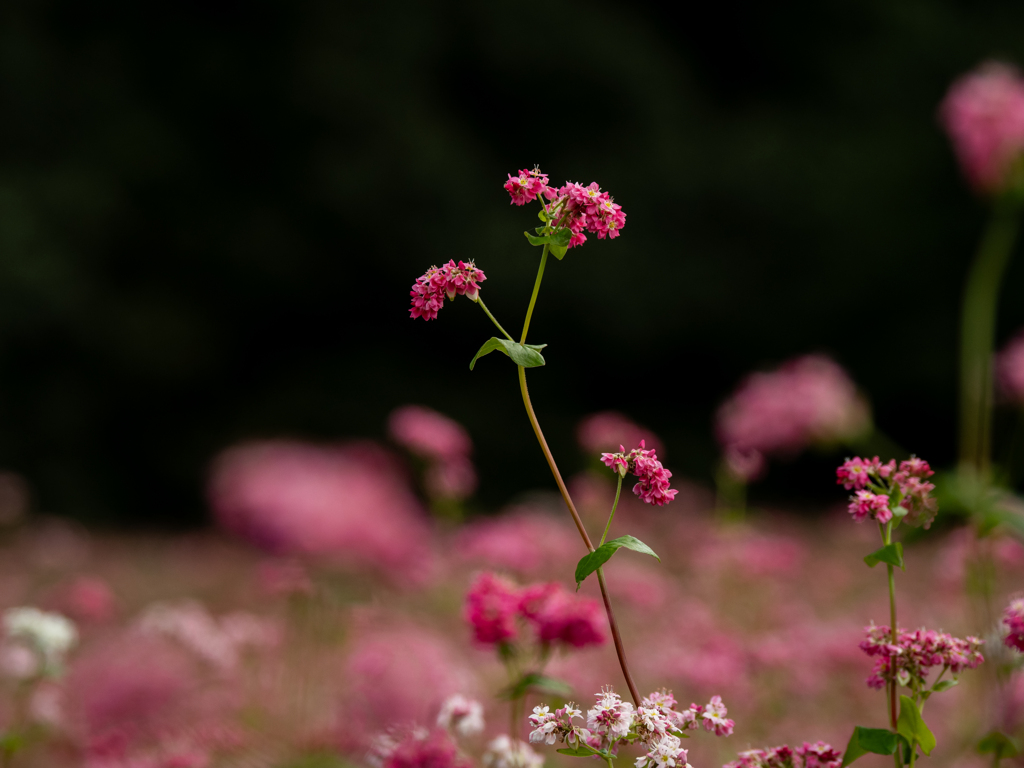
[
  {"left": 505, "top": 168, "right": 551, "bottom": 206},
  {"left": 409, "top": 260, "right": 487, "bottom": 321},
  {"left": 601, "top": 441, "right": 677, "bottom": 506}
]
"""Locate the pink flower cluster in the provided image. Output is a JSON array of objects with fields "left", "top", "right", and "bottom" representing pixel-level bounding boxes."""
[
  {"left": 860, "top": 624, "right": 984, "bottom": 690},
  {"left": 716, "top": 356, "right": 868, "bottom": 477},
  {"left": 505, "top": 168, "right": 550, "bottom": 206},
  {"left": 389, "top": 405, "right": 477, "bottom": 500},
  {"left": 939, "top": 62, "right": 1024, "bottom": 193},
  {"left": 723, "top": 742, "right": 842, "bottom": 768},
  {"left": 463, "top": 572, "right": 605, "bottom": 649},
  {"left": 1003, "top": 597, "right": 1024, "bottom": 652},
  {"left": 836, "top": 456, "right": 937, "bottom": 528},
  {"left": 600, "top": 441, "right": 678, "bottom": 506},
  {"left": 577, "top": 411, "right": 663, "bottom": 456},
  {"left": 503, "top": 167, "right": 626, "bottom": 249},
  {"left": 373, "top": 728, "right": 471, "bottom": 768},
  {"left": 409, "top": 260, "right": 487, "bottom": 321},
  {"left": 998, "top": 330, "right": 1024, "bottom": 405},
  {"left": 637, "top": 691, "right": 734, "bottom": 740}
]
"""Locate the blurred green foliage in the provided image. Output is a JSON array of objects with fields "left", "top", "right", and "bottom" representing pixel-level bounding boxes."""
[{"left": 1, "top": 0, "right": 1024, "bottom": 525}]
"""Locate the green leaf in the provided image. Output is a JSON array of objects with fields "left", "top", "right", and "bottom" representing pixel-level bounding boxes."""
[
  {"left": 550, "top": 228, "right": 572, "bottom": 247},
  {"left": 864, "top": 542, "right": 904, "bottom": 570},
  {"left": 897, "top": 695, "right": 936, "bottom": 756},
  {"left": 557, "top": 747, "right": 595, "bottom": 757},
  {"left": 978, "top": 731, "right": 1021, "bottom": 759},
  {"left": 538, "top": 210, "right": 549, "bottom": 222},
  {"left": 841, "top": 727, "right": 899, "bottom": 767},
  {"left": 524, "top": 228, "right": 572, "bottom": 249},
  {"left": 549, "top": 243, "right": 567, "bottom": 260},
  {"left": 524, "top": 232, "right": 553, "bottom": 246},
  {"left": 498, "top": 672, "right": 573, "bottom": 700},
  {"left": 931, "top": 679, "right": 958, "bottom": 693},
  {"left": 574, "top": 535, "right": 660, "bottom": 588},
  {"left": 468, "top": 338, "right": 546, "bottom": 370}
]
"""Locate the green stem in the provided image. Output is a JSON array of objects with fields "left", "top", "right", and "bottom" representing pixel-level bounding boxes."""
[
  {"left": 599, "top": 475, "right": 623, "bottom": 547},
  {"left": 884, "top": 520, "right": 900, "bottom": 746},
  {"left": 959, "top": 193, "right": 1021, "bottom": 477},
  {"left": 476, "top": 296, "right": 515, "bottom": 342},
  {"left": 520, "top": 246, "right": 549, "bottom": 344}
]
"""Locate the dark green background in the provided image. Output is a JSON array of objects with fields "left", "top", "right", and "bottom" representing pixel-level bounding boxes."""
[{"left": 2, "top": 0, "right": 1024, "bottom": 526}]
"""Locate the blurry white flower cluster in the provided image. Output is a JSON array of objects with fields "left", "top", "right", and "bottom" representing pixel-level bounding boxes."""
[{"left": 2, "top": 606, "right": 77, "bottom": 678}]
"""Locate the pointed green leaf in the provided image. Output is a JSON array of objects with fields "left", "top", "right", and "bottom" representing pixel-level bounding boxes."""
[
  {"left": 469, "top": 338, "right": 546, "bottom": 370},
  {"left": 524, "top": 232, "right": 553, "bottom": 246},
  {"left": 931, "top": 679, "right": 958, "bottom": 693},
  {"left": 469, "top": 337, "right": 508, "bottom": 370},
  {"left": 538, "top": 210, "right": 549, "bottom": 222},
  {"left": 864, "top": 542, "right": 904, "bottom": 570},
  {"left": 498, "top": 672, "right": 573, "bottom": 700},
  {"left": 897, "top": 695, "right": 936, "bottom": 756},
  {"left": 549, "top": 243, "right": 567, "bottom": 260},
  {"left": 575, "top": 535, "right": 660, "bottom": 588},
  {"left": 550, "top": 228, "right": 572, "bottom": 247},
  {"left": 842, "top": 727, "right": 899, "bottom": 767},
  {"left": 978, "top": 731, "right": 1021, "bottom": 759}
]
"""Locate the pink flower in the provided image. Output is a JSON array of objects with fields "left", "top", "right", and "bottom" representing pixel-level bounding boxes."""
[
  {"left": 700, "top": 695, "right": 735, "bottom": 737},
  {"left": 463, "top": 572, "right": 519, "bottom": 645},
  {"left": 723, "top": 445, "right": 765, "bottom": 483},
  {"left": 836, "top": 456, "right": 884, "bottom": 490},
  {"left": 1003, "top": 597, "right": 1024, "bottom": 652},
  {"left": 524, "top": 587, "right": 605, "bottom": 649},
  {"left": 528, "top": 703, "right": 588, "bottom": 748},
  {"left": 847, "top": 490, "right": 891, "bottom": 524},
  {"left": 454, "top": 509, "right": 578, "bottom": 576},
  {"left": 725, "top": 742, "right": 840, "bottom": 768},
  {"left": 54, "top": 577, "right": 116, "bottom": 623},
  {"left": 601, "top": 441, "right": 677, "bottom": 506},
  {"left": 940, "top": 62, "right": 1024, "bottom": 193},
  {"left": 586, "top": 687, "right": 635, "bottom": 748},
  {"left": 208, "top": 440, "right": 434, "bottom": 582},
  {"left": 717, "top": 356, "right": 869, "bottom": 457},
  {"left": 797, "top": 742, "right": 843, "bottom": 768},
  {"left": 540, "top": 181, "right": 627, "bottom": 249},
  {"left": 860, "top": 623, "right": 984, "bottom": 689},
  {"left": 997, "top": 330, "right": 1024, "bottom": 405},
  {"left": 409, "top": 260, "right": 487, "bottom": 320},
  {"left": 382, "top": 729, "right": 471, "bottom": 768},
  {"left": 505, "top": 168, "right": 551, "bottom": 206},
  {"left": 389, "top": 405, "right": 473, "bottom": 461}
]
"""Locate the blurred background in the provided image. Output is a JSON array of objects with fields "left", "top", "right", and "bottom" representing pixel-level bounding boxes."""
[{"left": 3, "top": 0, "right": 1024, "bottom": 526}]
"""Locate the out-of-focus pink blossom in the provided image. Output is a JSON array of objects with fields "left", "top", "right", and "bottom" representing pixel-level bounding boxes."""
[
  {"left": 55, "top": 577, "right": 116, "bottom": 623},
  {"left": 600, "top": 442, "right": 677, "bottom": 506},
  {"left": 717, "top": 356, "right": 869, "bottom": 457},
  {"left": 847, "top": 491, "right": 892, "bottom": 524},
  {"left": 409, "top": 260, "right": 487, "bottom": 320},
  {"left": 523, "top": 586, "right": 605, "bottom": 649},
  {"left": 722, "top": 445, "right": 765, "bottom": 483},
  {"left": 379, "top": 728, "right": 471, "bottom": 768},
  {"left": 998, "top": 330, "right": 1024, "bottom": 405},
  {"left": 577, "top": 412, "right": 663, "bottom": 456},
  {"left": 389, "top": 406, "right": 473, "bottom": 462},
  {"left": 463, "top": 573, "right": 520, "bottom": 645},
  {"left": 940, "top": 62, "right": 1024, "bottom": 193},
  {"left": 343, "top": 624, "right": 476, "bottom": 743},
  {"left": 454, "top": 510, "right": 578, "bottom": 576},
  {"left": 436, "top": 694, "right": 484, "bottom": 738},
  {"left": 425, "top": 456, "right": 477, "bottom": 501},
  {"left": 208, "top": 440, "right": 434, "bottom": 582},
  {"left": 861, "top": 624, "right": 984, "bottom": 689},
  {"left": 1003, "top": 597, "right": 1024, "bottom": 652},
  {"left": 724, "top": 742, "right": 841, "bottom": 768},
  {"left": 505, "top": 168, "right": 550, "bottom": 206}
]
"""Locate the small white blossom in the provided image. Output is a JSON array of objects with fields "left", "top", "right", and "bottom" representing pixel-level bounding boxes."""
[
  {"left": 437, "top": 694, "right": 485, "bottom": 738},
  {"left": 3, "top": 607, "right": 77, "bottom": 675},
  {"left": 636, "top": 735, "right": 690, "bottom": 768},
  {"left": 483, "top": 735, "right": 544, "bottom": 768},
  {"left": 587, "top": 687, "right": 635, "bottom": 741}
]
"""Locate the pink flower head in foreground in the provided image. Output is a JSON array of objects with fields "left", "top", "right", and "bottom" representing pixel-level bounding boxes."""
[
  {"left": 463, "top": 572, "right": 519, "bottom": 645},
  {"left": 409, "top": 260, "right": 487, "bottom": 321},
  {"left": 724, "top": 742, "right": 841, "bottom": 768},
  {"left": 716, "top": 356, "right": 869, "bottom": 457},
  {"left": 537, "top": 181, "right": 626, "bottom": 249},
  {"left": 998, "top": 330, "right": 1024, "bottom": 405},
  {"left": 860, "top": 624, "right": 984, "bottom": 690},
  {"left": 837, "top": 455, "right": 937, "bottom": 528},
  {"left": 577, "top": 411, "right": 663, "bottom": 456},
  {"left": 379, "top": 728, "right": 471, "bottom": 768},
  {"left": 505, "top": 168, "right": 550, "bottom": 206},
  {"left": 600, "top": 441, "right": 678, "bottom": 506},
  {"left": 940, "top": 62, "right": 1024, "bottom": 193},
  {"left": 1003, "top": 597, "right": 1024, "bottom": 652}
]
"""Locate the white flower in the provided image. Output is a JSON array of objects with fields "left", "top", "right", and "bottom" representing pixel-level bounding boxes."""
[
  {"left": 587, "top": 688, "right": 634, "bottom": 740},
  {"left": 3, "top": 607, "right": 77, "bottom": 674},
  {"left": 437, "top": 694, "right": 485, "bottom": 738},
  {"left": 483, "top": 735, "right": 544, "bottom": 768},
  {"left": 636, "top": 735, "right": 689, "bottom": 768}
]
